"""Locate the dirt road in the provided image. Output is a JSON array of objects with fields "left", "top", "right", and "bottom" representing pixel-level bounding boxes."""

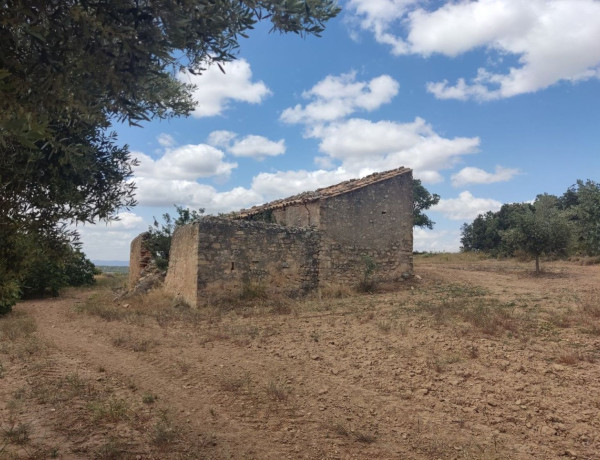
[{"left": 1, "top": 256, "right": 599, "bottom": 459}]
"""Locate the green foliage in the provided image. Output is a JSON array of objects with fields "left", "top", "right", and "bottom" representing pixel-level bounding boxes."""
[
  {"left": 0, "top": 0, "right": 339, "bottom": 311},
  {"left": 357, "top": 255, "right": 378, "bottom": 293},
  {"left": 413, "top": 179, "right": 440, "bottom": 229},
  {"left": 460, "top": 203, "right": 532, "bottom": 255},
  {"left": 461, "top": 179, "right": 599, "bottom": 267},
  {"left": 146, "top": 206, "right": 205, "bottom": 270},
  {"left": 501, "top": 195, "right": 571, "bottom": 272},
  {"left": 564, "top": 180, "right": 600, "bottom": 256}
]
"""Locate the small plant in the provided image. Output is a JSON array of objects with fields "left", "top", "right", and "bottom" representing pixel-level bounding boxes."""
[
  {"left": 355, "top": 431, "right": 376, "bottom": 444},
  {"left": 377, "top": 320, "right": 392, "bottom": 333},
  {"left": 265, "top": 380, "right": 288, "bottom": 401},
  {"left": 2, "top": 421, "right": 30, "bottom": 445},
  {"left": 357, "top": 255, "right": 378, "bottom": 293},
  {"left": 0, "top": 313, "right": 36, "bottom": 341},
  {"left": 142, "top": 393, "right": 157, "bottom": 404},
  {"left": 219, "top": 372, "right": 251, "bottom": 393},
  {"left": 151, "top": 411, "right": 179, "bottom": 447}
]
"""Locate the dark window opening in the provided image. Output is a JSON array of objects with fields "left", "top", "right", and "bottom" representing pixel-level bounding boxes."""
[
  {"left": 381, "top": 211, "right": 387, "bottom": 215},
  {"left": 231, "top": 262, "right": 235, "bottom": 271}
]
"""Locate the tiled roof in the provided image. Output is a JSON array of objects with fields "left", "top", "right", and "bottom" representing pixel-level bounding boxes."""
[{"left": 235, "top": 166, "right": 411, "bottom": 218}]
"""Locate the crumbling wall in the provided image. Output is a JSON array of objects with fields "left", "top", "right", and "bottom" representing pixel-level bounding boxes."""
[
  {"left": 318, "top": 171, "right": 413, "bottom": 284},
  {"left": 128, "top": 232, "right": 151, "bottom": 288},
  {"left": 163, "top": 218, "right": 320, "bottom": 306},
  {"left": 272, "top": 201, "right": 321, "bottom": 228},
  {"left": 164, "top": 223, "right": 200, "bottom": 307}
]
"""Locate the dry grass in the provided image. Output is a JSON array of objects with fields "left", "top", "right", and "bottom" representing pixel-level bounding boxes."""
[{"left": 0, "top": 311, "right": 36, "bottom": 341}]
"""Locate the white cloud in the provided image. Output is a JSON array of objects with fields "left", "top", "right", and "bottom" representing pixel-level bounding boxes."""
[
  {"left": 157, "top": 133, "right": 176, "bottom": 148},
  {"left": 77, "top": 212, "right": 148, "bottom": 261},
  {"left": 207, "top": 130, "right": 286, "bottom": 160},
  {"left": 414, "top": 228, "right": 461, "bottom": 252},
  {"left": 132, "top": 177, "right": 262, "bottom": 213},
  {"left": 133, "top": 144, "right": 237, "bottom": 180},
  {"left": 451, "top": 165, "right": 520, "bottom": 187},
  {"left": 307, "top": 117, "right": 480, "bottom": 182},
  {"left": 228, "top": 135, "right": 285, "bottom": 160},
  {"left": 433, "top": 191, "right": 502, "bottom": 220},
  {"left": 281, "top": 72, "right": 399, "bottom": 124},
  {"left": 178, "top": 59, "right": 271, "bottom": 117},
  {"left": 207, "top": 130, "right": 237, "bottom": 148},
  {"left": 347, "top": 0, "right": 600, "bottom": 100}
]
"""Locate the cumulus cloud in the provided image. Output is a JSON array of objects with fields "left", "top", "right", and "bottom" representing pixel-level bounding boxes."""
[
  {"left": 414, "top": 227, "right": 461, "bottom": 252},
  {"left": 433, "top": 191, "right": 502, "bottom": 220},
  {"left": 280, "top": 72, "right": 399, "bottom": 124},
  {"left": 157, "top": 133, "right": 176, "bottom": 148},
  {"left": 451, "top": 165, "right": 520, "bottom": 187},
  {"left": 207, "top": 130, "right": 285, "bottom": 160},
  {"left": 132, "top": 177, "right": 262, "bottom": 212},
  {"left": 178, "top": 59, "right": 271, "bottom": 117},
  {"left": 307, "top": 117, "right": 480, "bottom": 182},
  {"left": 347, "top": 0, "right": 600, "bottom": 100},
  {"left": 77, "top": 212, "right": 148, "bottom": 261},
  {"left": 133, "top": 144, "right": 237, "bottom": 180}
]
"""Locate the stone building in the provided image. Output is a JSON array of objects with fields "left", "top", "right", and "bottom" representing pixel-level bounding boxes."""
[{"left": 131, "top": 167, "right": 413, "bottom": 306}]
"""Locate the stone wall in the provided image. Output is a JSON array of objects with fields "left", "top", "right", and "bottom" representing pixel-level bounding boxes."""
[
  {"left": 128, "top": 233, "right": 151, "bottom": 288},
  {"left": 272, "top": 201, "right": 321, "bottom": 228},
  {"left": 163, "top": 218, "right": 320, "bottom": 306},
  {"left": 317, "top": 170, "right": 413, "bottom": 284},
  {"left": 164, "top": 223, "right": 201, "bottom": 307}
]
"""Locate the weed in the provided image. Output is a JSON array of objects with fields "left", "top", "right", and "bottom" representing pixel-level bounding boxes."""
[
  {"left": 355, "top": 431, "right": 376, "bottom": 443},
  {"left": 142, "top": 393, "right": 157, "bottom": 404},
  {"left": 112, "top": 332, "right": 157, "bottom": 352},
  {"left": 265, "top": 380, "right": 288, "bottom": 401},
  {"left": 89, "top": 398, "right": 130, "bottom": 423},
  {"left": 95, "top": 436, "right": 128, "bottom": 459},
  {"left": 309, "top": 330, "right": 320, "bottom": 342},
  {"left": 2, "top": 422, "right": 30, "bottom": 445},
  {"left": 0, "top": 313, "right": 36, "bottom": 342},
  {"left": 332, "top": 422, "right": 350, "bottom": 437},
  {"left": 151, "top": 411, "right": 179, "bottom": 447},
  {"left": 377, "top": 320, "right": 392, "bottom": 333},
  {"left": 219, "top": 372, "right": 251, "bottom": 393},
  {"left": 0, "top": 362, "right": 4, "bottom": 378}
]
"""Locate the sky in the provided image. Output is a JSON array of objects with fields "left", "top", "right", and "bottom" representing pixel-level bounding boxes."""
[{"left": 80, "top": 0, "right": 600, "bottom": 263}]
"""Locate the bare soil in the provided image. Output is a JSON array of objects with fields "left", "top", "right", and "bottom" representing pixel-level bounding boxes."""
[{"left": 1, "top": 255, "right": 599, "bottom": 459}]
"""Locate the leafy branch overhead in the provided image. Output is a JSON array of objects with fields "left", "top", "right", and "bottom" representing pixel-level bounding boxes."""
[{"left": 0, "top": 0, "right": 340, "bottom": 314}]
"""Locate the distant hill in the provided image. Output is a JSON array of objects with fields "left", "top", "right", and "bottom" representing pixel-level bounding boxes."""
[{"left": 93, "top": 260, "right": 128, "bottom": 267}]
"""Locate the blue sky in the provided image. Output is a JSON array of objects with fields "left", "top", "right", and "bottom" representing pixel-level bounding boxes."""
[{"left": 81, "top": 0, "right": 600, "bottom": 262}]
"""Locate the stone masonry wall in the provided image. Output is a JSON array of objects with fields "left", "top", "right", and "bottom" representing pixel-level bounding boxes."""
[
  {"left": 128, "top": 232, "right": 152, "bottom": 288},
  {"left": 163, "top": 218, "right": 320, "bottom": 306},
  {"left": 164, "top": 223, "right": 201, "bottom": 307},
  {"left": 318, "top": 171, "right": 413, "bottom": 284}
]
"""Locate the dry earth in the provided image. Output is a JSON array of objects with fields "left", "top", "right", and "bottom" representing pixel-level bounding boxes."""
[{"left": 1, "top": 254, "right": 599, "bottom": 459}]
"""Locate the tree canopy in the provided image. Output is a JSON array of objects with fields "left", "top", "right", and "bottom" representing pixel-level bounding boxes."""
[
  {"left": 0, "top": 0, "right": 340, "bottom": 313},
  {"left": 461, "top": 180, "right": 600, "bottom": 272},
  {"left": 413, "top": 179, "right": 440, "bottom": 229}
]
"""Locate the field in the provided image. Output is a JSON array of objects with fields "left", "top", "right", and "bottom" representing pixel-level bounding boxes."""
[{"left": 1, "top": 255, "right": 599, "bottom": 459}]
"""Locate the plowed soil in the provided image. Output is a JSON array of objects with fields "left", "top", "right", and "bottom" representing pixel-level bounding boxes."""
[{"left": 1, "top": 255, "right": 599, "bottom": 459}]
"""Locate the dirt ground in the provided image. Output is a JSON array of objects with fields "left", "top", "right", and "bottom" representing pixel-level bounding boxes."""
[{"left": 1, "top": 254, "right": 599, "bottom": 459}]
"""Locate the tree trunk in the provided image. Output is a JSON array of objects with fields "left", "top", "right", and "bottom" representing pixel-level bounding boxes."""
[{"left": 535, "top": 255, "right": 540, "bottom": 273}]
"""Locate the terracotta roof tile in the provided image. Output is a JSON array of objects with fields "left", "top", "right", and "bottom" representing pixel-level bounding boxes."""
[{"left": 235, "top": 166, "right": 411, "bottom": 218}]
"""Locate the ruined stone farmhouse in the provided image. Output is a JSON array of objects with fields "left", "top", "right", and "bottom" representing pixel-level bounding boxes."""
[{"left": 130, "top": 167, "right": 414, "bottom": 306}]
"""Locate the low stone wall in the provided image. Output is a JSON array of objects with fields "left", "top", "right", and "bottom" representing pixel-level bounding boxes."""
[
  {"left": 163, "top": 218, "right": 320, "bottom": 306},
  {"left": 128, "top": 233, "right": 151, "bottom": 289}
]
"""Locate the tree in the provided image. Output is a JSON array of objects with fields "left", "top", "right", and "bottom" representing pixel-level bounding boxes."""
[
  {"left": 413, "top": 179, "right": 440, "bottom": 229},
  {"left": 0, "top": 0, "right": 340, "bottom": 312},
  {"left": 501, "top": 195, "right": 571, "bottom": 273},
  {"left": 146, "top": 206, "right": 205, "bottom": 270},
  {"left": 563, "top": 180, "right": 600, "bottom": 256}
]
